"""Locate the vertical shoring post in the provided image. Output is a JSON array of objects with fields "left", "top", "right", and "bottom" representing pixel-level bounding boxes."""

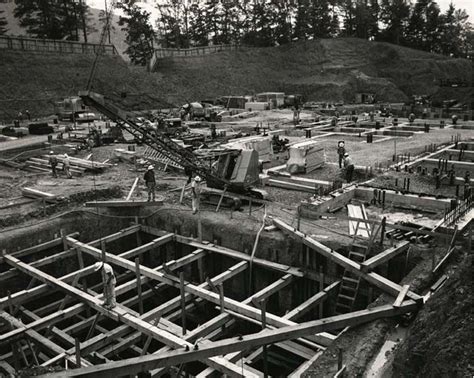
[
  {"left": 319, "top": 265, "right": 324, "bottom": 319},
  {"left": 75, "top": 338, "right": 81, "bottom": 368},
  {"left": 135, "top": 257, "right": 144, "bottom": 315},
  {"left": 261, "top": 299, "right": 268, "bottom": 378},
  {"left": 180, "top": 272, "right": 187, "bottom": 335}
]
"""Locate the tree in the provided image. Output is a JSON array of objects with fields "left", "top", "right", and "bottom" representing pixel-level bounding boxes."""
[
  {"left": 0, "top": 10, "right": 7, "bottom": 35},
  {"left": 156, "top": 0, "right": 188, "bottom": 48},
  {"left": 379, "top": 0, "right": 410, "bottom": 45},
  {"left": 439, "top": 4, "right": 473, "bottom": 57},
  {"left": 118, "top": 1, "right": 156, "bottom": 65}
]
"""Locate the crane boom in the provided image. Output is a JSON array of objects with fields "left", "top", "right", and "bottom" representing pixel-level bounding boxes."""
[{"left": 79, "top": 91, "right": 231, "bottom": 189}]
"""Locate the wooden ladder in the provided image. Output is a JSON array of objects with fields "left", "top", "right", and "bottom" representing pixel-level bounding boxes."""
[{"left": 334, "top": 244, "right": 368, "bottom": 314}]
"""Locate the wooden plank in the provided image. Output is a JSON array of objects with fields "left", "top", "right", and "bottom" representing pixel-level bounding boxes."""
[
  {"left": 284, "top": 281, "right": 340, "bottom": 321},
  {"left": 272, "top": 218, "right": 423, "bottom": 303},
  {"left": 251, "top": 274, "right": 293, "bottom": 303},
  {"left": 433, "top": 247, "right": 457, "bottom": 274},
  {"left": 3, "top": 254, "right": 255, "bottom": 378},
  {"left": 42, "top": 301, "right": 419, "bottom": 378},
  {"left": 361, "top": 241, "right": 410, "bottom": 272},
  {"left": 393, "top": 285, "right": 410, "bottom": 308},
  {"left": 126, "top": 177, "right": 139, "bottom": 201},
  {"left": 85, "top": 200, "right": 164, "bottom": 207}
]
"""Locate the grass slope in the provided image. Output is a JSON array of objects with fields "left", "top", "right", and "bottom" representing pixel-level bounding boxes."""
[
  {"left": 0, "top": 50, "right": 170, "bottom": 120},
  {"left": 152, "top": 38, "right": 472, "bottom": 106}
]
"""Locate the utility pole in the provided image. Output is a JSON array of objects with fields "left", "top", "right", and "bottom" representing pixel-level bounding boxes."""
[{"left": 104, "top": 0, "right": 112, "bottom": 44}]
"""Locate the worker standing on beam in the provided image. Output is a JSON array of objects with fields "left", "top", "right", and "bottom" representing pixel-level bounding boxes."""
[
  {"left": 191, "top": 175, "right": 202, "bottom": 214},
  {"left": 343, "top": 152, "right": 355, "bottom": 183},
  {"left": 94, "top": 262, "right": 116, "bottom": 309},
  {"left": 144, "top": 165, "right": 156, "bottom": 202}
]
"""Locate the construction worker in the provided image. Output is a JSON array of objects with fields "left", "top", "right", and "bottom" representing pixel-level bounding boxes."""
[
  {"left": 48, "top": 151, "right": 58, "bottom": 178},
  {"left": 63, "top": 154, "right": 72, "bottom": 179},
  {"left": 191, "top": 175, "right": 202, "bottom": 214},
  {"left": 144, "top": 165, "right": 156, "bottom": 201},
  {"left": 343, "top": 152, "right": 355, "bottom": 183},
  {"left": 94, "top": 262, "right": 116, "bottom": 309},
  {"left": 408, "top": 112, "right": 416, "bottom": 124},
  {"left": 337, "top": 141, "right": 346, "bottom": 168}
]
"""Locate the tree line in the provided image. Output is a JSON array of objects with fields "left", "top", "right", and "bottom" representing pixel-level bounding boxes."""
[
  {"left": 1, "top": 0, "right": 472, "bottom": 66},
  {"left": 156, "top": 0, "right": 473, "bottom": 58}
]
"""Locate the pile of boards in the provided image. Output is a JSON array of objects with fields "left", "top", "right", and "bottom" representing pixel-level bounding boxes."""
[
  {"left": 21, "top": 187, "right": 62, "bottom": 203},
  {"left": 24, "top": 154, "right": 112, "bottom": 176},
  {"left": 286, "top": 140, "right": 325, "bottom": 173}
]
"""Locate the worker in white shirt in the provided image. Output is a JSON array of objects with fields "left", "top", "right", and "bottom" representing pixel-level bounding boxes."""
[
  {"left": 94, "top": 262, "right": 116, "bottom": 309},
  {"left": 191, "top": 175, "right": 202, "bottom": 214}
]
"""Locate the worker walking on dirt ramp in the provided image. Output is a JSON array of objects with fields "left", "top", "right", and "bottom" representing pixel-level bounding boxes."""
[
  {"left": 191, "top": 175, "right": 202, "bottom": 214},
  {"left": 144, "top": 165, "right": 156, "bottom": 202},
  {"left": 48, "top": 151, "right": 58, "bottom": 178},
  {"left": 94, "top": 262, "right": 116, "bottom": 309},
  {"left": 343, "top": 152, "right": 355, "bottom": 183}
]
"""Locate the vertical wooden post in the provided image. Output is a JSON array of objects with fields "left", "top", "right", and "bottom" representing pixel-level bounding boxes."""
[
  {"left": 135, "top": 258, "right": 144, "bottom": 315},
  {"left": 60, "top": 229, "right": 68, "bottom": 251},
  {"left": 468, "top": 223, "right": 472, "bottom": 253},
  {"left": 197, "top": 258, "right": 205, "bottom": 283},
  {"left": 26, "top": 338, "right": 39, "bottom": 365},
  {"left": 197, "top": 210, "right": 202, "bottom": 243},
  {"left": 261, "top": 299, "right": 268, "bottom": 378},
  {"left": 218, "top": 284, "right": 225, "bottom": 314},
  {"left": 180, "top": 272, "right": 187, "bottom": 335},
  {"left": 134, "top": 216, "right": 142, "bottom": 247},
  {"left": 100, "top": 240, "right": 106, "bottom": 263},
  {"left": 319, "top": 266, "right": 324, "bottom": 319},
  {"left": 75, "top": 338, "right": 81, "bottom": 368},
  {"left": 297, "top": 206, "right": 301, "bottom": 231}
]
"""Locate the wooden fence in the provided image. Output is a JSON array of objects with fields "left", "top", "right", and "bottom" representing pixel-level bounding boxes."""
[
  {"left": 0, "top": 35, "right": 117, "bottom": 55},
  {"left": 149, "top": 44, "right": 241, "bottom": 71}
]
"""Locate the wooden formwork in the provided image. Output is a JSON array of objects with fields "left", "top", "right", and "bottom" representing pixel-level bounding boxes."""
[{"left": 0, "top": 222, "right": 421, "bottom": 377}]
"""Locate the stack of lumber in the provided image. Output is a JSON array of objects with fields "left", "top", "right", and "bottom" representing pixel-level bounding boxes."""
[
  {"left": 261, "top": 172, "right": 332, "bottom": 193},
  {"left": 143, "top": 146, "right": 183, "bottom": 171},
  {"left": 47, "top": 155, "right": 112, "bottom": 171},
  {"left": 286, "top": 140, "right": 325, "bottom": 173},
  {"left": 22, "top": 187, "right": 62, "bottom": 203},
  {"left": 25, "top": 157, "right": 84, "bottom": 176}
]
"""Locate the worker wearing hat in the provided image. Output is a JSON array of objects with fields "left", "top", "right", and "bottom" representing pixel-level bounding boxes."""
[
  {"left": 94, "top": 262, "right": 116, "bottom": 309},
  {"left": 343, "top": 152, "right": 354, "bottom": 183},
  {"left": 63, "top": 153, "right": 72, "bottom": 179},
  {"left": 191, "top": 175, "right": 202, "bottom": 214},
  {"left": 48, "top": 151, "right": 58, "bottom": 178},
  {"left": 143, "top": 164, "right": 156, "bottom": 201}
]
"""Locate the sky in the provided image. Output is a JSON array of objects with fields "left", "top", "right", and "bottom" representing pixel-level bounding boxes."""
[{"left": 86, "top": 0, "right": 474, "bottom": 22}]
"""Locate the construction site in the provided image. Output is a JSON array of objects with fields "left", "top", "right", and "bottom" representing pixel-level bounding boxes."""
[{"left": 1, "top": 5, "right": 474, "bottom": 378}]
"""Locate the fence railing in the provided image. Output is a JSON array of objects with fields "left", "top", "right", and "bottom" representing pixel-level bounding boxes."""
[
  {"left": 0, "top": 35, "right": 117, "bottom": 56},
  {"left": 154, "top": 44, "right": 240, "bottom": 59}
]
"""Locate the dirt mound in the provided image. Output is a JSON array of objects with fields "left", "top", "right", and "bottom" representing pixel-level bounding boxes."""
[
  {"left": 392, "top": 253, "right": 474, "bottom": 377},
  {"left": 153, "top": 38, "right": 472, "bottom": 106}
]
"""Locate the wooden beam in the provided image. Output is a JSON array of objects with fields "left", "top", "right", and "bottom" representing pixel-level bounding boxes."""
[
  {"left": 85, "top": 200, "right": 163, "bottom": 207},
  {"left": 393, "top": 285, "right": 410, "bottom": 308},
  {"left": 288, "top": 351, "right": 324, "bottom": 377},
  {"left": 42, "top": 300, "right": 419, "bottom": 378},
  {"left": 2, "top": 254, "right": 256, "bottom": 378},
  {"left": 251, "top": 274, "right": 293, "bottom": 304},
  {"left": 361, "top": 241, "right": 410, "bottom": 272},
  {"left": 272, "top": 218, "right": 423, "bottom": 303},
  {"left": 126, "top": 178, "right": 139, "bottom": 201},
  {"left": 284, "top": 281, "right": 340, "bottom": 321}
]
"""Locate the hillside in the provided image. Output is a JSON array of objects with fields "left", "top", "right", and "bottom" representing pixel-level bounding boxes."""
[
  {"left": 152, "top": 38, "right": 472, "bottom": 106},
  {"left": 0, "top": 37, "right": 472, "bottom": 120},
  {"left": 0, "top": 50, "right": 171, "bottom": 120}
]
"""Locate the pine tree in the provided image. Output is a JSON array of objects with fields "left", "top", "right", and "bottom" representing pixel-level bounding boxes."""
[
  {"left": 118, "top": 1, "right": 156, "bottom": 65},
  {"left": 0, "top": 10, "right": 7, "bottom": 35},
  {"left": 188, "top": 4, "right": 208, "bottom": 46},
  {"left": 379, "top": 0, "right": 410, "bottom": 45},
  {"left": 156, "top": 0, "right": 187, "bottom": 48},
  {"left": 14, "top": 0, "right": 66, "bottom": 39}
]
